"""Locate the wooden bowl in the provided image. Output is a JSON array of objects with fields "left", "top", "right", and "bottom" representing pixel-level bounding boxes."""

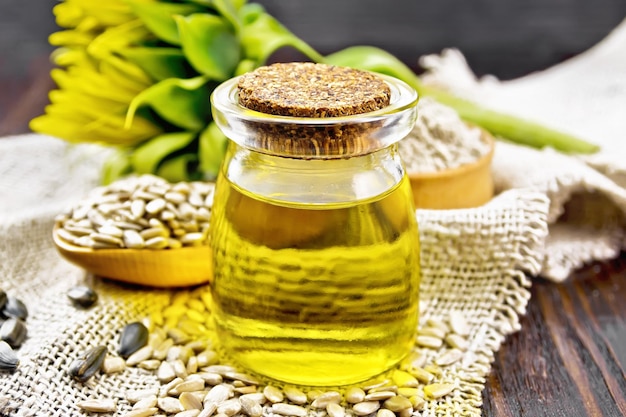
[
  {"left": 407, "top": 129, "right": 495, "bottom": 209},
  {"left": 53, "top": 227, "right": 213, "bottom": 288}
]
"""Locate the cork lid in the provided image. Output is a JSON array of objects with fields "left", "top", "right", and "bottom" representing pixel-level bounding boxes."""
[
  {"left": 210, "top": 63, "right": 418, "bottom": 159},
  {"left": 237, "top": 62, "right": 391, "bottom": 117}
]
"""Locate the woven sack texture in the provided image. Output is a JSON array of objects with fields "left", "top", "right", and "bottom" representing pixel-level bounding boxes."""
[
  {"left": 0, "top": 135, "right": 549, "bottom": 416},
  {"left": 419, "top": 18, "right": 626, "bottom": 281}
]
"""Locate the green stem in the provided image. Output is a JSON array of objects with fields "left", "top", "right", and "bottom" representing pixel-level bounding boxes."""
[
  {"left": 324, "top": 45, "right": 600, "bottom": 154},
  {"left": 417, "top": 83, "right": 600, "bottom": 154}
]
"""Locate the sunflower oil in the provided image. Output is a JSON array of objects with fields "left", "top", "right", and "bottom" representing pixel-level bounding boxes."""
[{"left": 210, "top": 153, "right": 420, "bottom": 386}]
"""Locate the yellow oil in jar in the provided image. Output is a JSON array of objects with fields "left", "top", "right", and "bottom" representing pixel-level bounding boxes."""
[{"left": 210, "top": 170, "right": 420, "bottom": 386}]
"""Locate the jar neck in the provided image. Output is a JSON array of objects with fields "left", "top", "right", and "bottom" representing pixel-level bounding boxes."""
[
  {"left": 211, "top": 74, "right": 418, "bottom": 159},
  {"left": 221, "top": 142, "right": 406, "bottom": 207}
]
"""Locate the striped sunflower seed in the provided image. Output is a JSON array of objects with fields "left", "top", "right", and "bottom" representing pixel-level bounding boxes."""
[
  {"left": 0, "top": 318, "right": 27, "bottom": 348},
  {"left": 68, "top": 346, "right": 107, "bottom": 382},
  {"left": 67, "top": 285, "right": 98, "bottom": 309},
  {"left": 119, "top": 322, "right": 149, "bottom": 358},
  {"left": 0, "top": 341, "right": 19, "bottom": 371},
  {"left": 2, "top": 297, "right": 28, "bottom": 321}
]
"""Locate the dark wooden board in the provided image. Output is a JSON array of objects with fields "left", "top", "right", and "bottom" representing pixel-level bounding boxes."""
[{"left": 0, "top": 4, "right": 625, "bottom": 415}]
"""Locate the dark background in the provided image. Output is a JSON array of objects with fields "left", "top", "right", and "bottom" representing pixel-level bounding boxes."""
[{"left": 0, "top": 0, "right": 625, "bottom": 134}]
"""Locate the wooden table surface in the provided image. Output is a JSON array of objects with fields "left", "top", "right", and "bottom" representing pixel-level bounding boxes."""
[{"left": 1, "top": 61, "right": 625, "bottom": 417}]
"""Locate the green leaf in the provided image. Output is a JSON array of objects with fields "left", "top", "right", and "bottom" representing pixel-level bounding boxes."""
[
  {"left": 127, "top": 1, "right": 206, "bottom": 45},
  {"left": 234, "top": 59, "right": 257, "bottom": 76},
  {"left": 199, "top": 121, "right": 228, "bottom": 180},
  {"left": 186, "top": 0, "right": 247, "bottom": 9},
  {"left": 157, "top": 153, "right": 198, "bottom": 182},
  {"left": 131, "top": 131, "right": 196, "bottom": 175},
  {"left": 211, "top": 0, "right": 242, "bottom": 32},
  {"left": 238, "top": 3, "right": 265, "bottom": 25},
  {"left": 175, "top": 14, "right": 240, "bottom": 80},
  {"left": 102, "top": 149, "right": 132, "bottom": 185},
  {"left": 118, "top": 47, "right": 194, "bottom": 81},
  {"left": 324, "top": 46, "right": 422, "bottom": 90},
  {"left": 240, "top": 11, "right": 323, "bottom": 65},
  {"left": 126, "top": 76, "right": 210, "bottom": 131}
]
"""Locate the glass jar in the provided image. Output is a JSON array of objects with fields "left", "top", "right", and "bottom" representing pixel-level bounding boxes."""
[{"left": 209, "top": 65, "right": 420, "bottom": 386}]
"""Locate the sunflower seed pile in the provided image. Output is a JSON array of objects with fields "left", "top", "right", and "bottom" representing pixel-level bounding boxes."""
[
  {"left": 0, "top": 289, "right": 28, "bottom": 372},
  {"left": 54, "top": 175, "right": 214, "bottom": 250},
  {"left": 72, "top": 289, "right": 475, "bottom": 416}
]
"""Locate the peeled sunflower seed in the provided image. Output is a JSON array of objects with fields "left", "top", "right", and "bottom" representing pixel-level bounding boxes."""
[
  {"left": 383, "top": 395, "right": 413, "bottom": 412},
  {"left": 448, "top": 311, "right": 471, "bottom": 336},
  {"left": 0, "top": 318, "right": 27, "bottom": 348},
  {"left": 435, "top": 348, "right": 464, "bottom": 366},
  {"left": 102, "top": 356, "right": 126, "bottom": 374},
  {"left": 0, "top": 340, "right": 19, "bottom": 371},
  {"left": 119, "top": 322, "right": 149, "bottom": 358},
  {"left": 69, "top": 345, "right": 107, "bottom": 382},
  {"left": 240, "top": 396, "right": 263, "bottom": 417},
  {"left": 2, "top": 297, "right": 28, "bottom": 320},
  {"left": 424, "top": 383, "right": 455, "bottom": 399},
  {"left": 353, "top": 401, "right": 381, "bottom": 416},
  {"left": 263, "top": 385, "right": 284, "bottom": 403},
  {"left": 345, "top": 387, "right": 366, "bottom": 404},
  {"left": 310, "top": 391, "right": 341, "bottom": 408},
  {"left": 77, "top": 398, "right": 117, "bottom": 413},
  {"left": 377, "top": 409, "right": 396, "bottom": 417},
  {"left": 283, "top": 386, "right": 307, "bottom": 405},
  {"left": 271, "top": 403, "right": 307, "bottom": 417},
  {"left": 67, "top": 285, "right": 98, "bottom": 309},
  {"left": 327, "top": 402, "right": 345, "bottom": 417}
]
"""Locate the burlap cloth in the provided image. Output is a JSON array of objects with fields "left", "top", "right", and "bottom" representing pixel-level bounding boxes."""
[
  {"left": 1, "top": 21, "right": 625, "bottom": 417},
  {"left": 420, "top": 18, "right": 626, "bottom": 282}
]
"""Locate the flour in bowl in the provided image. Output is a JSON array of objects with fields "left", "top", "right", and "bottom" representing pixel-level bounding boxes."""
[{"left": 399, "top": 98, "right": 491, "bottom": 173}]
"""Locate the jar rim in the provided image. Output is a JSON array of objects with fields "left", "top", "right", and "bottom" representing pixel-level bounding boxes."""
[
  {"left": 211, "top": 72, "right": 418, "bottom": 126},
  {"left": 211, "top": 70, "right": 419, "bottom": 159}
]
